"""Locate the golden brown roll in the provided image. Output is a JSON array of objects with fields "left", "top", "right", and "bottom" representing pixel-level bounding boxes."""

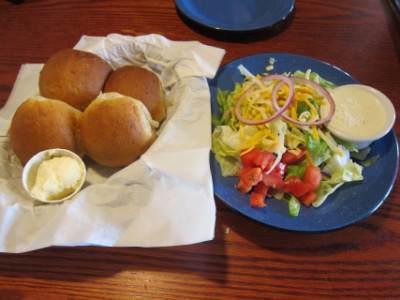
[
  {"left": 39, "top": 49, "right": 112, "bottom": 111},
  {"left": 103, "top": 65, "right": 166, "bottom": 122},
  {"left": 79, "top": 92, "right": 159, "bottom": 168},
  {"left": 9, "top": 96, "right": 83, "bottom": 164}
]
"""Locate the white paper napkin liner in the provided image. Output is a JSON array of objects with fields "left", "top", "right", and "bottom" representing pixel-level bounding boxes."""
[{"left": 75, "top": 33, "right": 225, "bottom": 87}]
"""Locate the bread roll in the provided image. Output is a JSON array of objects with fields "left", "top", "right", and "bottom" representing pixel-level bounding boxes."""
[
  {"left": 39, "top": 49, "right": 112, "bottom": 111},
  {"left": 79, "top": 92, "right": 158, "bottom": 167},
  {"left": 103, "top": 66, "right": 166, "bottom": 122},
  {"left": 9, "top": 96, "right": 83, "bottom": 164}
]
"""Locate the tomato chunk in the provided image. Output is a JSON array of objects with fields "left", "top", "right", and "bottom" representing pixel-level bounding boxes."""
[
  {"left": 302, "top": 166, "right": 322, "bottom": 192},
  {"left": 283, "top": 175, "right": 310, "bottom": 198},
  {"left": 238, "top": 167, "right": 263, "bottom": 187},
  {"left": 262, "top": 172, "right": 284, "bottom": 189},
  {"left": 274, "top": 162, "right": 287, "bottom": 177},
  {"left": 237, "top": 180, "right": 252, "bottom": 194},
  {"left": 240, "top": 148, "right": 260, "bottom": 168},
  {"left": 240, "top": 148, "right": 274, "bottom": 170},
  {"left": 250, "top": 182, "right": 269, "bottom": 207},
  {"left": 300, "top": 191, "right": 317, "bottom": 207},
  {"left": 253, "top": 151, "right": 275, "bottom": 170},
  {"left": 281, "top": 149, "right": 306, "bottom": 165}
]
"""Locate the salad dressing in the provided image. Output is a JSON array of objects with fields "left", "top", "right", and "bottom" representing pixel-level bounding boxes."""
[{"left": 327, "top": 85, "right": 386, "bottom": 137}]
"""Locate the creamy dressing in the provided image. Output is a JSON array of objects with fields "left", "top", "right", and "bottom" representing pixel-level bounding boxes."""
[{"left": 327, "top": 85, "right": 388, "bottom": 139}]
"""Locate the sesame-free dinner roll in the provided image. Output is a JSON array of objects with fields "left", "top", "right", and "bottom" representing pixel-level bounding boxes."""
[
  {"left": 79, "top": 92, "right": 159, "bottom": 168},
  {"left": 9, "top": 96, "right": 83, "bottom": 164},
  {"left": 39, "top": 49, "right": 112, "bottom": 111},
  {"left": 103, "top": 65, "right": 166, "bottom": 122}
]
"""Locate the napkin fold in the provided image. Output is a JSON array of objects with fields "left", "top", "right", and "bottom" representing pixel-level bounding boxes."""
[{"left": 0, "top": 34, "right": 225, "bottom": 253}]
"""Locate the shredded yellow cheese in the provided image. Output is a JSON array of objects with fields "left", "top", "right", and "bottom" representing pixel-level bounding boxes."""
[
  {"left": 305, "top": 99, "right": 318, "bottom": 117},
  {"left": 266, "top": 65, "right": 274, "bottom": 71},
  {"left": 230, "top": 107, "right": 237, "bottom": 131},
  {"left": 240, "top": 146, "right": 255, "bottom": 155},
  {"left": 236, "top": 127, "right": 277, "bottom": 152},
  {"left": 290, "top": 100, "right": 298, "bottom": 120},
  {"left": 239, "top": 125, "right": 246, "bottom": 140},
  {"left": 305, "top": 150, "right": 316, "bottom": 167},
  {"left": 311, "top": 126, "right": 320, "bottom": 141}
]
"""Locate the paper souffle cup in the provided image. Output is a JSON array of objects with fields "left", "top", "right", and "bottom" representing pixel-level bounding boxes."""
[{"left": 22, "top": 148, "right": 86, "bottom": 204}]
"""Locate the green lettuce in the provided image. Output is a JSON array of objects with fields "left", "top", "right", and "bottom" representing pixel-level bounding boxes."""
[
  {"left": 285, "top": 165, "right": 306, "bottom": 179},
  {"left": 211, "top": 126, "right": 242, "bottom": 176},
  {"left": 288, "top": 195, "right": 301, "bottom": 217},
  {"left": 297, "top": 98, "right": 319, "bottom": 116},
  {"left": 313, "top": 159, "right": 363, "bottom": 207},
  {"left": 212, "top": 84, "right": 243, "bottom": 127},
  {"left": 304, "top": 131, "right": 331, "bottom": 166},
  {"left": 266, "top": 118, "right": 287, "bottom": 154},
  {"left": 292, "top": 70, "right": 336, "bottom": 91},
  {"left": 285, "top": 126, "right": 306, "bottom": 149}
]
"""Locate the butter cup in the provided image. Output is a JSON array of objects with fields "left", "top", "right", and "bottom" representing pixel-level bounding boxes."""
[{"left": 22, "top": 148, "right": 86, "bottom": 204}]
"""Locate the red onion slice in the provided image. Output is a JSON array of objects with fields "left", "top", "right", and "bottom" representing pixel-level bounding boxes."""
[
  {"left": 321, "top": 171, "right": 332, "bottom": 178},
  {"left": 234, "top": 75, "right": 294, "bottom": 126},
  {"left": 273, "top": 77, "right": 335, "bottom": 127}
]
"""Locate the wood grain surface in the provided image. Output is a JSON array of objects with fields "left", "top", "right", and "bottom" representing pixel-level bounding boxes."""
[{"left": 1, "top": 0, "right": 400, "bottom": 299}]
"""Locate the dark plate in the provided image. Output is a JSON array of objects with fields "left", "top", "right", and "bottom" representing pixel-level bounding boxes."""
[
  {"left": 208, "top": 53, "right": 399, "bottom": 232},
  {"left": 175, "top": 0, "right": 295, "bottom": 32}
]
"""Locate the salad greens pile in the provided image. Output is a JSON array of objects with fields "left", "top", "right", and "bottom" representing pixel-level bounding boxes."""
[{"left": 211, "top": 66, "right": 364, "bottom": 216}]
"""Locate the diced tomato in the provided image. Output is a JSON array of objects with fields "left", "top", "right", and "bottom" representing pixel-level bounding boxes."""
[
  {"left": 240, "top": 148, "right": 274, "bottom": 170},
  {"left": 300, "top": 191, "right": 317, "bottom": 207},
  {"left": 238, "top": 167, "right": 263, "bottom": 187},
  {"left": 281, "top": 149, "right": 306, "bottom": 165},
  {"left": 238, "top": 149, "right": 322, "bottom": 208},
  {"left": 302, "top": 166, "right": 322, "bottom": 192},
  {"left": 237, "top": 179, "right": 252, "bottom": 194},
  {"left": 240, "top": 148, "right": 261, "bottom": 168},
  {"left": 273, "top": 162, "right": 287, "bottom": 177},
  {"left": 253, "top": 151, "right": 275, "bottom": 170},
  {"left": 283, "top": 175, "right": 310, "bottom": 198},
  {"left": 250, "top": 182, "right": 269, "bottom": 207},
  {"left": 262, "top": 172, "right": 284, "bottom": 189}
]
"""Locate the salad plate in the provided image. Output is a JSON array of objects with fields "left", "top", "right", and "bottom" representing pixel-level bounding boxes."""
[
  {"left": 208, "top": 53, "right": 399, "bottom": 232},
  {"left": 174, "top": 0, "right": 295, "bottom": 32}
]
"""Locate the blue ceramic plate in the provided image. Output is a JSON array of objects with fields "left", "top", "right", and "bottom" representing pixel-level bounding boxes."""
[
  {"left": 209, "top": 53, "right": 399, "bottom": 232},
  {"left": 175, "top": 0, "right": 295, "bottom": 32}
]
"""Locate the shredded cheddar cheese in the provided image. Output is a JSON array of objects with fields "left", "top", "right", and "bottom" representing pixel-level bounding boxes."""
[
  {"left": 305, "top": 150, "right": 316, "bottom": 167},
  {"left": 311, "top": 126, "right": 320, "bottom": 141}
]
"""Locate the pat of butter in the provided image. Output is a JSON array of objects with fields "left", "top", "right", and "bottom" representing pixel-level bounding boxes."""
[{"left": 30, "top": 156, "right": 84, "bottom": 201}]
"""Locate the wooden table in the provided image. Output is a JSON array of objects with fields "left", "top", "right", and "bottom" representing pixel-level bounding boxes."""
[{"left": 1, "top": 0, "right": 400, "bottom": 298}]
